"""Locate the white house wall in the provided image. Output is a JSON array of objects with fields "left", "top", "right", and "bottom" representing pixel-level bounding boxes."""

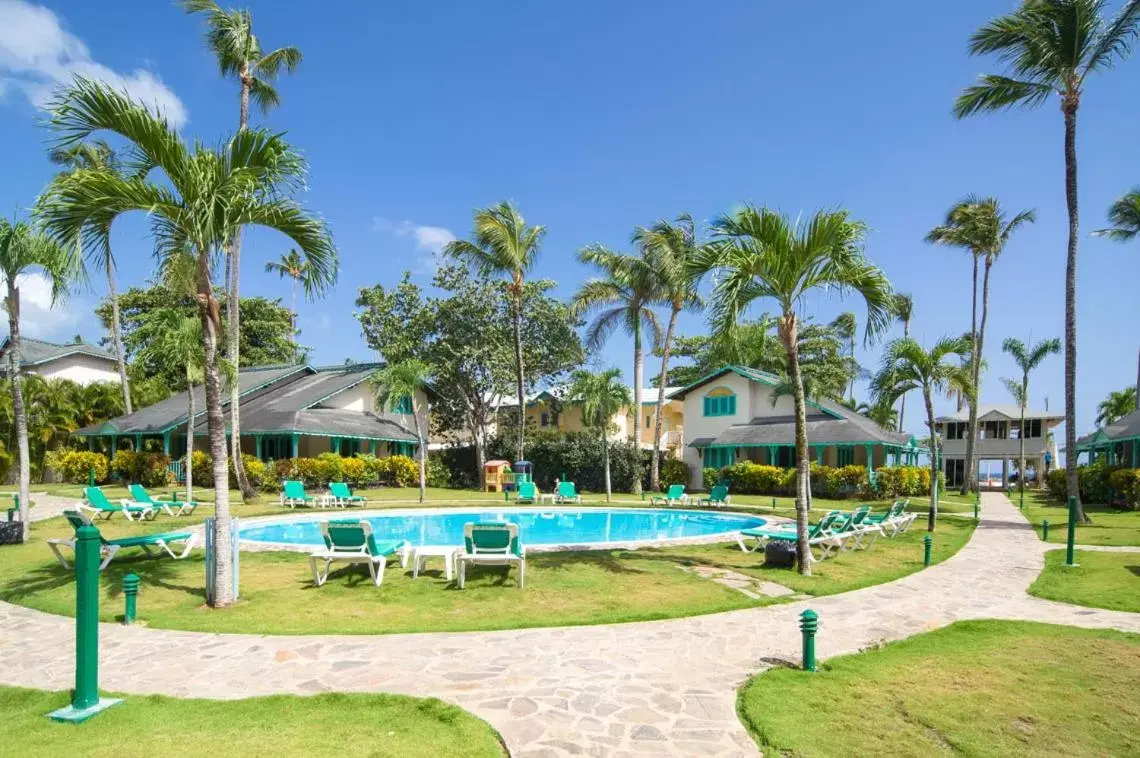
[
  {"left": 680, "top": 371, "right": 753, "bottom": 483},
  {"left": 33, "top": 354, "right": 120, "bottom": 386}
]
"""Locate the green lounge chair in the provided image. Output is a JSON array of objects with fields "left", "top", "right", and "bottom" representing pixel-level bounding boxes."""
[
  {"left": 866, "top": 500, "right": 917, "bottom": 536},
  {"left": 328, "top": 482, "right": 367, "bottom": 507},
  {"left": 128, "top": 484, "right": 198, "bottom": 517},
  {"left": 516, "top": 481, "right": 539, "bottom": 504},
  {"left": 698, "top": 485, "right": 730, "bottom": 507},
  {"left": 735, "top": 510, "right": 842, "bottom": 553},
  {"left": 650, "top": 484, "right": 689, "bottom": 507},
  {"left": 47, "top": 510, "right": 197, "bottom": 570},
  {"left": 456, "top": 521, "right": 526, "bottom": 589},
  {"left": 555, "top": 481, "right": 581, "bottom": 504},
  {"left": 79, "top": 486, "right": 158, "bottom": 521},
  {"left": 281, "top": 480, "right": 318, "bottom": 509},
  {"left": 309, "top": 519, "right": 408, "bottom": 587}
]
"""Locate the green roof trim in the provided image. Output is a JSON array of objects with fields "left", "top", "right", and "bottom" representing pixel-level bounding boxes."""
[{"left": 667, "top": 364, "right": 843, "bottom": 420}]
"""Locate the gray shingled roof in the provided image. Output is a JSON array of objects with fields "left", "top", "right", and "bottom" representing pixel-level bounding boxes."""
[
  {"left": 935, "top": 405, "right": 1061, "bottom": 423},
  {"left": 0, "top": 336, "right": 116, "bottom": 367},
  {"left": 1076, "top": 408, "right": 1140, "bottom": 447},
  {"left": 705, "top": 410, "right": 914, "bottom": 448}
]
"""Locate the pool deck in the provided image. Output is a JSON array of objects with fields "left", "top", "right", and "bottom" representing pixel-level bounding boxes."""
[{"left": 3, "top": 493, "right": 1139, "bottom": 757}]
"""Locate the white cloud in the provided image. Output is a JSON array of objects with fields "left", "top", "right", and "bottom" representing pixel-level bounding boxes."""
[
  {"left": 0, "top": 0, "right": 187, "bottom": 126},
  {"left": 1, "top": 272, "right": 82, "bottom": 337},
  {"left": 373, "top": 217, "right": 457, "bottom": 272}
]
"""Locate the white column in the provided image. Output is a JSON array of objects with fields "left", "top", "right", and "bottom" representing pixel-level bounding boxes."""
[{"left": 1001, "top": 458, "right": 1009, "bottom": 488}]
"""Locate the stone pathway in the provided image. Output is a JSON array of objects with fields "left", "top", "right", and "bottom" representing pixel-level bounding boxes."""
[{"left": 2, "top": 493, "right": 1139, "bottom": 757}]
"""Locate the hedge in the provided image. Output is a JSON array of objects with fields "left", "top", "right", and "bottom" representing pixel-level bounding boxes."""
[
  {"left": 111, "top": 450, "right": 172, "bottom": 488},
  {"left": 712, "top": 461, "right": 940, "bottom": 499},
  {"left": 49, "top": 450, "right": 110, "bottom": 484},
  {"left": 1047, "top": 461, "right": 1140, "bottom": 509},
  {"left": 186, "top": 451, "right": 421, "bottom": 491}
]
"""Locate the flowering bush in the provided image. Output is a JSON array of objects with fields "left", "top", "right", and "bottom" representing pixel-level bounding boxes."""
[
  {"left": 54, "top": 451, "right": 110, "bottom": 484},
  {"left": 112, "top": 450, "right": 171, "bottom": 487}
]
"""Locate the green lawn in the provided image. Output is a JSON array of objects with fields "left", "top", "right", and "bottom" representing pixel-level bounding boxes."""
[
  {"left": 737, "top": 621, "right": 1140, "bottom": 758},
  {"left": 1021, "top": 493, "right": 1140, "bottom": 546},
  {"left": 1029, "top": 549, "right": 1140, "bottom": 613},
  {"left": 0, "top": 512, "right": 971, "bottom": 635},
  {"left": 1, "top": 687, "right": 505, "bottom": 758}
]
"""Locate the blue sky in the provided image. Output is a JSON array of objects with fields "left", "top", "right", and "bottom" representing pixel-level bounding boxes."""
[{"left": 0, "top": 0, "right": 1137, "bottom": 444}]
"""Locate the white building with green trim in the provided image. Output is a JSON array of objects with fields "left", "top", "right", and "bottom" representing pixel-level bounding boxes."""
[{"left": 670, "top": 365, "right": 925, "bottom": 487}]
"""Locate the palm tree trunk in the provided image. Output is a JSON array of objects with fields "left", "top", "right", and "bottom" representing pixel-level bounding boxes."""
[
  {"left": 1134, "top": 347, "right": 1139, "bottom": 413},
  {"left": 199, "top": 259, "right": 233, "bottom": 607},
  {"left": 185, "top": 367, "right": 194, "bottom": 504},
  {"left": 650, "top": 305, "right": 680, "bottom": 491},
  {"left": 1019, "top": 391, "right": 1026, "bottom": 504},
  {"left": 603, "top": 427, "right": 612, "bottom": 503},
  {"left": 290, "top": 276, "right": 298, "bottom": 347},
  {"left": 782, "top": 311, "right": 812, "bottom": 575},
  {"left": 512, "top": 285, "right": 525, "bottom": 463},
  {"left": 227, "top": 69, "right": 253, "bottom": 500},
  {"left": 107, "top": 265, "right": 131, "bottom": 415},
  {"left": 631, "top": 317, "right": 644, "bottom": 496},
  {"left": 964, "top": 257, "right": 993, "bottom": 496},
  {"left": 925, "top": 389, "right": 938, "bottom": 532},
  {"left": 961, "top": 256, "right": 979, "bottom": 493},
  {"left": 898, "top": 320, "right": 909, "bottom": 432},
  {"left": 1062, "top": 105, "right": 1086, "bottom": 522},
  {"left": 6, "top": 283, "right": 30, "bottom": 540},
  {"left": 413, "top": 408, "right": 425, "bottom": 504}
]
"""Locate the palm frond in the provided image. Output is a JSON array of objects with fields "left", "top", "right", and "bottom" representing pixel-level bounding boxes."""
[
  {"left": 256, "top": 46, "right": 303, "bottom": 78},
  {"left": 953, "top": 75, "right": 1054, "bottom": 117}
]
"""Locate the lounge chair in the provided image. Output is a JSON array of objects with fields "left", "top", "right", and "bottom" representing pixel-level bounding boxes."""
[
  {"left": 735, "top": 510, "right": 843, "bottom": 553},
  {"left": 650, "top": 484, "right": 689, "bottom": 507},
  {"left": 328, "top": 482, "right": 367, "bottom": 507},
  {"left": 281, "top": 480, "right": 319, "bottom": 509},
  {"left": 456, "top": 521, "right": 526, "bottom": 589},
  {"left": 78, "top": 486, "right": 158, "bottom": 522},
  {"left": 826, "top": 508, "right": 884, "bottom": 551},
  {"left": 698, "top": 485, "right": 730, "bottom": 507},
  {"left": 308, "top": 520, "right": 408, "bottom": 587},
  {"left": 555, "top": 481, "right": 582, "bottom": 504},
  {"left": 866, "top": 500, "right": 917, "bottom": 537},
  {"left": 47, "top": 510, "right": 197, "bottom": 570},
  {"left": 517, "top": 481, "right": 539, "bottom": 504},
  {"left": 129, "top": 484, "right": 199, "bottom": 517}
]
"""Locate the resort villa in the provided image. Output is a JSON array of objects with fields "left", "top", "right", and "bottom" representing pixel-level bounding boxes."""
[
  {"left": 1074, "top": 406, "right": 1140, "bottom": 466},
  {"left": 71, "top": 363, "right": 427, "bottom": 464},
  {"left": 0, "top": 336, "right": 121, "bottom": 386},
  {"left": 672, "top": 365, "right": 925, "bottom": 484},
  {"left": 934, "top": 405, "right": 1062, "bottom": 489}
]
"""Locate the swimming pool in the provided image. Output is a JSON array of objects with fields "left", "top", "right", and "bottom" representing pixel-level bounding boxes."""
[{"left": 239, "top": 507, "right": 768, "bottom": 549}]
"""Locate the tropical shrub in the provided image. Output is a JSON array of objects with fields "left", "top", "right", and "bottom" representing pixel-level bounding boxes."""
[
  {"left": 722, "top": 463, "right": 787, "bottom": 495},
  {"left": 1108, "top": 468, "right": 1140, "bottom": 510},
  {"left": 54, "top": 450, "right": 110, "bottom": 484},
  {"left": 188, "top": 450, "right": 214, "bottom": 487},
  {"left": 380, "top": 455, "right": 419, "bottom": 488},
  {"left": 703, "top": 467, "right": 720, "bottom": 490},
  {"left": 659, "top": 458, "right": 689, "bottom": 488},
  {"left": 112, "top": 449, "right": 171, "bottom": 487},
  {"left": 873, "top": 465, "right": 938, "bottom": 499},
  {"left": 426, "top": 455, "right": 451, "bottom": 488},
  {"left": 1047, "top": 462, "right": 1131, "bottom": 505},
  {"left": 340, "top": 456, "right": 368, "bottom": 487}
]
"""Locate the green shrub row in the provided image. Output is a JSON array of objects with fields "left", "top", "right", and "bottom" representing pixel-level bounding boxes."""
[
  {"left": 189, "top": 451, "right": 422, "bottom": 490},
  {"left": 1047, "top": 461, "right": 1140, "bottom": 509},
  {"left": 708, "top": 461, "right": 940, "bottom": 499}
]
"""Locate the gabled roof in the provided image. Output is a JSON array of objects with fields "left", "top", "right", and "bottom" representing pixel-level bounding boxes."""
[
  {"left": 667, "top": 364, "right": 783, "bottom": 400},
  {"left": 1075, "top": 408, "right": 1140, "bottom": 448},
  {"left": 0, "top": 336, "right": 116, "bottom": 367},
  {"left": 935, "top": 404, "right": 1062, "bottom": 423}
]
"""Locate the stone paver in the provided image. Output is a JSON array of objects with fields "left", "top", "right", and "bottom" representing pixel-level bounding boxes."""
[
  {"left": 1, "top": 493, "right": 1138, "bottom": 757},
  {"left": 23, "top": 492, "right": 82, "bottom": 523}
]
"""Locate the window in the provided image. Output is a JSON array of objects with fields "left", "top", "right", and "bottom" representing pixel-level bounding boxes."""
[
  {"left": 776, "top": 446, "right": 796, "bottom": 468},
  {"left": 646, "top": 414, "right": 653, "bottom": 428},
  {"left": 540, "top": 412, "right": 550, "bottom": 427},
  {"left": 393, "top": 394, "right": 414, "bottom": 414},
  {"left": 838, "top": 447, "right": 854, "bottom": 467},
  {"left": 1029, "top": 419, "right": 1042, "bottom": 438},
  {"left": 702, "top": 389, "right": 737, "bottom": 417},
  {"left": 262, "top": 435, "right": 293, "bottom": 460},
  {"left": 946, "top": 423, "right": 965, "bottom": 440},
  {"left": 705, "top": 447, "right": 734, "bottom": 468},
  {"left": 342, "top": 439, "right": 360, "bottom": 457}
]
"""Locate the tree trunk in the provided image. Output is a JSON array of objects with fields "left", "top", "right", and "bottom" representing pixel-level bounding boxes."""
[
  {"left": 107, "top": 265, "right": 131, "bottom": 415},
  {"left": 198, "top": 256, "right": 233, "bottom": 607},
  {"left": 472, "top": 421, "right": 486, "bottom": 490},
  {"left": 964, "top": 256, "right": 993, "bottom": 496},
  {"left": 897, "top": 320, "right": 909, "bottom": 432},
  {"left": 603, "top": 427, "right": 612, "bottom": 503},
  {"left": 1062, "top": 105, "right": 1086, "bottom": 522},
  {"left": 290, "top": 276, "right": 298, "bottom": 347},
  {"left": 1019, "top": 391, "right": 1026, "bottom": 504},
  {"left": 650, "top": 305, "right": 679, "bottom": 491},
  {"left": 925, "top": 389, "right": 939, "bottom": 532},
  {"left": 1135, "top": 347, "right": 1139, "bottom": 412},
  {"left": 414, "top": 406, "right": 425, "bottom": 504},
  {"left": 631, "top": 315, "right": 644, "bottom": 496},
  {"left": 781, "top": 311, "right": 812, "bottom": 575},
  {"left": 185, "top": 368, "right": 195, "bottom": 504},
  {"left": 961, "top": 256, "right": 980, "bottom": 494},
  {"left": 6, "top": 282, "right": 30, "bottom": 540},
  {"left": 227, "top": 67, "right": 254, "bottom": 500},
  {"left": 512, "top": 283, "right": 525, "bottom": 463}
]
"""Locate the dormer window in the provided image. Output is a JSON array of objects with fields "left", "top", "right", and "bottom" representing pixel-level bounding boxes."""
[{"left": 393, "top": 394, "right": 413, "bottom": 414}]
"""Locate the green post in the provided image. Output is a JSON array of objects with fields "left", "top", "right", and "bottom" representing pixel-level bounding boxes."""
[
  {"left": 973, "top": 499, "right": 979, "bottom": 522},
  {"left": 88, "top": 467, "right": 95, "bottom": 488},
  {"left": 48, "top": 524, "right": 121, "bottom": 722},
  {"left": 123, "top": 572, "right": 139, "bottom": 624},
  {"left": 1042, "top": 519, "right": 1050, "bottom": 541},
  {"left": 923, "top": 534, "right": 933, "bottom": 566},
  {"left": 503, "top": 488, "right": 509, "bottom": 503},
  {"left": 772, "top": 496, "right": 777, "bottom": 510},
  {"left": 291, "top": 434, "right": 299, "bottom": 458},
  {"left": 799, "top": 609, "right": 818, "bottom": 672},
  {"left": 1064, "top": 495, "right": 1078, "bottom": 567}
]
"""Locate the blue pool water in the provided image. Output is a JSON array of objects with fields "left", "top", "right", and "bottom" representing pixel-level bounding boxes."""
[{"left": 239, "top": 507, "right": 767, "bottom": 548}]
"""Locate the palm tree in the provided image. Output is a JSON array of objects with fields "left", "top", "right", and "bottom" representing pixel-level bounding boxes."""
[
  {"left": 892, "top": 293, "right": 914, "bottom": 431},
  {"left": 855, "top": 400, "right": 899, "bottom": 432},
  {"left": 572, "top": 246, "right": 663, "bottom": 496},
  {"left": 445, "top": 202, "right": 543, "bottom": 463},
  {"left": 264, "top": 248, "right": 327, "bottom": 345},
  {"left": 373, "top": 360, "right": 431, "bottom": 504},
  {"left": 954, "top": 0, "right": 1140, "bottom": 521},
  {"left": 1094, "top": 188, "right": 1140, "bottom": 410},
  {"left": 0, "top": 218, "right": 81, "bottom": 539},
  {"left": 1002, "top": 336, "right": 1061, "bottom": 506},
  {"left": 927, "top": 197, "right": 1035, "bottom": 495},
  {"left": 38, "top": 78, "right": 336, "bottom": 606},
  {"left": 830, "top": 312, "right": 858, "bottom": 403},
  {"left": 48, "top": 140, "right": 133, "bottom": 414},
  {"left": 871, "top": 336, "right": 973, "bottom": 532},
  {"left": 696, "top": 207, "right": 894, "bottom": 574},
  {"left": 1096, "top": 387, "right": 1136, "bottom": 426},
  {"left": 183, "top": 0, "right": 303, "bottom": 499},
  {"left": 632, "top": 215, "right": 704, "bottom": 491},
  {"left": 568, "top": 368, "right": 632, "bottom": 502}
]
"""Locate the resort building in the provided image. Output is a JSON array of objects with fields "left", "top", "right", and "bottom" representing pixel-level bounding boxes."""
[
  {"left": 72, "top": 363, "right": 427, "bottom": 464},
  {"left": 1073, "top": 407, "right": 1140, "bottom": 466},
  {"left": 671, "top": 365, "right": 924, "bottom": 486},
  {"left": 0, "top": 336, "right": 121, "bottom": 386},
  {"left": 934, "top": 405, "right": 1062, "bottom": 488},
  {"left": 500, "top": 386, "right": 684, "bottom": 452}
]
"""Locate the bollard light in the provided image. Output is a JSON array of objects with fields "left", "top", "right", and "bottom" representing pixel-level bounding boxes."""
[
  {"left": 923, "top": 533, "right": 933, "bottom": 567},
  {"left": 800, "top": 609, "right": 818, "bottom": 672},
  {"left": 1064, "top": 496, "right": 1078, "bottom": 567},
  {"left": 1042, "top": 519, "right": 1050, "bottom": 541},
  {"left": 123, "top": 572, "right": 140, "bottom": 625}
]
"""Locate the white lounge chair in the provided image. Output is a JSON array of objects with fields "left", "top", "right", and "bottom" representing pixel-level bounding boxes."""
[
  {"left": 456, "top": 522, "right": 526, "bottom": 589},
  {"left": 309, "top": 520, "right": 408, "bottom": 587},
  {"left": 48, "top": 510, "right": 198, "bottom": 571}
]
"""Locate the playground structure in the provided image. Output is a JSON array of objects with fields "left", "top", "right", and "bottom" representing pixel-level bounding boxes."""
[{"left": 483, "top": 460, "right": 534, "bottom": 494}]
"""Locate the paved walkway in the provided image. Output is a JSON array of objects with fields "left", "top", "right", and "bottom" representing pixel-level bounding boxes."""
[{"left": 2, "top": 493, "right": 1138, "bottom": 757}]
